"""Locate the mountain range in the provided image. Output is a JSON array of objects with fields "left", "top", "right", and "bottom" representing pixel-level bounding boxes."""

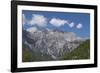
[{"left": 22, "top": 27, "right": 88, "bottom": 62}]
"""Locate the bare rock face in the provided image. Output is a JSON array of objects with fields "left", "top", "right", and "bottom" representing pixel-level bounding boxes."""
[{"left": 22, "top": 27, "right": 83, "bottom": 60}]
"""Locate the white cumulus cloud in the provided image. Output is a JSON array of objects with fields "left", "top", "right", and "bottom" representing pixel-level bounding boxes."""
[
  {"left": 27, "top": 27, "right": 37, "bottom": 33},
  {"left": 29, "top": 14, "right": 47, "bottom": 27},
  {"left": 68, "top": 22, "right": 74, "bottom": 28},
  {"left": 76, "top": 23, "right": 83, "bottom": 29},
  {"left": 50, "top": 18, "right": 68, "bottom": 27},
  {"left": 22, "top": 14, "right": 26, "bottom": 25}
]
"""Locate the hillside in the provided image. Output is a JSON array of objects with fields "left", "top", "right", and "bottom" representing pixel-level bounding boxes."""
[{"left": 63, "top": 40, "right": 90, "bottom": 60}]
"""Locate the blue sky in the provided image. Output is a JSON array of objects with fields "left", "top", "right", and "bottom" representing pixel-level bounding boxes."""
[{"left": 22, "top": 10, "right": 90, "bottom": 38}]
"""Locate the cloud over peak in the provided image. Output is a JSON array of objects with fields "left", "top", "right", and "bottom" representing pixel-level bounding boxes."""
[
  {"left": 50, "top": 18, "right": 68, "bottom": 27},
  {"left": 23, "top": 13, "right": 83, "bottom": 29},
  {"left": 27, "top": 27, "right": 37, "bottom": 33},
  {"left": 68, "top": 22, "right": 75, "bottom": 28},
  {"left": 28, "top": 14, "right": 47, "bottom": 27},
  {"left": 22, "top": 14, "right": 26, "bottom": 25},
  {"left": 76, "top": 23, "right": 83, "bottom": 29}
]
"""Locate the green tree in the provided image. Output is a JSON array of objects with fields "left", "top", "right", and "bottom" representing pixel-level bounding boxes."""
[{"left": 63, "top": 40, "right": 90, "bottom": 60}]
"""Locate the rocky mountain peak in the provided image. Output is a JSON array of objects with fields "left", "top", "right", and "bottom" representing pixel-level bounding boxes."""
[{"left": 23, "top": 27, "right": 84, "bottom": 60}]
